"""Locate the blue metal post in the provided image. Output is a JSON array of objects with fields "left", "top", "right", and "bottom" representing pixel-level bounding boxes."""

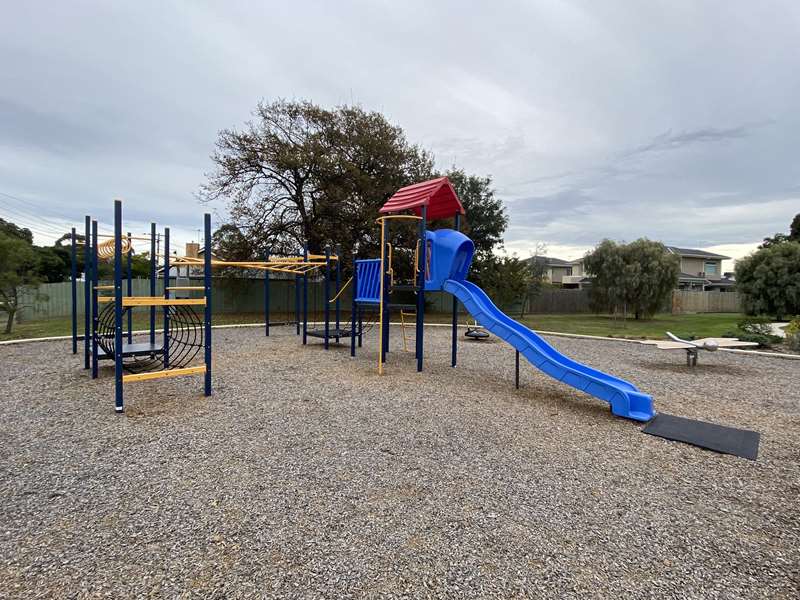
[
  {"left": 358, "top": 306, "right": 363, "bottom": 348},
  {"left": 84, "top": 216, "right": 91, "bottom": 369},
  {"left": 335, "top": 244, "right": 341, "bottom": 343},
  {"left": 302, "top": 246, "right": 308, "bottom": 345},
  {"left": 294, "top": 271, "right": 300, "bottom": 335},
  {"left": 113, "top": 201, "right": 124, "bottom": 413},
  {"left": 350, "top": 253, "right": 357, "bottom": 357},
  {"left": 149, "top": 223, "right": 156, "bottom": 346},
  {"left": 416, "top": 205, "right": 427, "bottom": 372},
  {"left": 204, "top": 213, "right": 212, "bottom": 396},
  {"left": 451, "top": 213, "right": 460, "bottom": 367},
  {"left": 324, "top": 245, "right": 330, "bottom": 350},
  {"left": 126, "top": 231, "right": 132, "bottom": 344},
  {"left": 381, "top": 219, "right": 389, "bottom": 364},
  {"left": 163, "top": 227, "right": 170, "bottom": 369},
  {"left": 70, "top": 227, "right": 77, "bottom": 354},
  {"left": 264, "top": 250, "right": 270, "bottom": 336},
  {"left": 91, "top": 220, "right": 99, "bottom": 379}
]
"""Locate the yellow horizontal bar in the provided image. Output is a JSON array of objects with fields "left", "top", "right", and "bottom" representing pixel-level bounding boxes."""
[
  {"left": 94, "top": 285, "right": 114, "bottom": 290},
  {"left": 121, "top": 297, "right": 206, "bottom": 307},
  {"left": 123, "top": 365, "right": 206, "bottom": 383},
  {"left": 166, "top": 286, "right": 205, "bottom": 290},
  {"left": 307, "top": 254, "right": 339, "bottom": 261},
  {"left": 98, "top": 296, "right": 113, "bottom": 303}
]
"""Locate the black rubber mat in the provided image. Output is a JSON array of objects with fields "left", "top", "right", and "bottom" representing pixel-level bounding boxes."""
[{"left": 642, "top": 413, "right": 760, "bottom": 461}]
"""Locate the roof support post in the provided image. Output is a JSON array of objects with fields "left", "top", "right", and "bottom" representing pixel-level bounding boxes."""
[
  {"left": 451, "top": 213, "right": 460, "bottom": 368},
  {"left": 416, "top": 205, "right": 427, "bottom": 372}
]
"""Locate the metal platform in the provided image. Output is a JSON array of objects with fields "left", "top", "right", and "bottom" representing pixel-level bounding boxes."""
[
  {"left": 306, "top": 328, "right": 355, "bottom": 339},
  {"left": 91, "top": 342, "right": 164, "bottom": 360}
]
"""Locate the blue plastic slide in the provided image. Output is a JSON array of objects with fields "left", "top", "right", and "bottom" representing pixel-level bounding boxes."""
[{"left": 443, "top": 279, "right": 655, "bottom": 422}]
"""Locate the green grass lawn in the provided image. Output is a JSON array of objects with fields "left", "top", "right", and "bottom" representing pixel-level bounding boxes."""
[
  {"left": 1, "top": 311, "right": 743, "bottom": 342},
  {"left": 512, "top": 312, "right": 742, "bottom": 340}
]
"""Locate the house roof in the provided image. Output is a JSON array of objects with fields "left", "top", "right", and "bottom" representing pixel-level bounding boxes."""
[
  {"left": 527, "top": 256, "right": 574, "bottom": 267},
  {"left": 679, "top": 272, "right": 710, "bottom": 282},
  {"left": 379, "top": 177, "right": 465, "bottom": 220},
  {"left": 666, "top": 246, "right": 730, "bottom": 260}
]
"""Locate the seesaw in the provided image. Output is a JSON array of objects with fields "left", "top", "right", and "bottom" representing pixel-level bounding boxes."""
[{"left": 640, "top": 332, "right": 758, "bottom": 366}]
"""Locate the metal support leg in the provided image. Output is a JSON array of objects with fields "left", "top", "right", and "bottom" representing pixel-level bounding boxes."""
[
  {"left": 91, "top": 220, "right": 98, "bottom": 379},
  {"left": 84, "top": 216, "right": 91, "bottom": 369},
  {"left": 163, "top": 227, "right": 170, "bottom": 369},
  {"left": 113, "top": 202, "right": 124, "bottom": 412},
  {"left": 204, "top": 214, "right": 212, "bottom": 396},
  {"left": 70, "top": 227, "right": 77, "bottom": 354},
  {"left": 126, "top": 231, "right": 132, "bottom": 344}
]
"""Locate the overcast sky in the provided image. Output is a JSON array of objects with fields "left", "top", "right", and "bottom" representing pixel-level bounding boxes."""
[{"left": 1, "top": 1, "right": 798, "bottom": 270}]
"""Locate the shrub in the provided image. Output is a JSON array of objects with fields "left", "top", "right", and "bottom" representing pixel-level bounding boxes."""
[
  {"left": 723, "top": 317, "right": 783, "bottom": 348},
  {"left": 785, "top": 316, "right": 800, "bottom": 351}
]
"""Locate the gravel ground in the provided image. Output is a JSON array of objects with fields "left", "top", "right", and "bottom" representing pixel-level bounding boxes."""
[{"left": 1, "top": 325, "right": 798, "bottom": 599}]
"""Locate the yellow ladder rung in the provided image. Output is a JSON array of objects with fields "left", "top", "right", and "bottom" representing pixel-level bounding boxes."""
[
  {"left": 94, "top": 285, "right": 114, "bottom": 290},
  {"left": 123, "top": 365, "right": 206, "bottom": 383},
  {"left": 122, "top": 297, "right": 206, "bottom": 307}
]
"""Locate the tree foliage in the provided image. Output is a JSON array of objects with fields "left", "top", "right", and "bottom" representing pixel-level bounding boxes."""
[
  {"left": 0, "top": 230, "right": 42, "bottom": 333},
  {"left": 735, "top": 242, "right": 800, "bottom": 320},
  {"left": 473, "top": 254, "right": 533, "bottom": 314},
  {"left": 584, "top": 239, "right": 679, "bottom": 320},
  {"left": 759, "top": 212, "right": 800, "bottom": 248},
  {"left": 200, "top": 100, "right": 434, "bottom": 259},
  {"left": 442, "top": 168, "right": 507, "bottom": 261},
  {"left": 201, "top": 100, "right": 511, "bottom": 288}
]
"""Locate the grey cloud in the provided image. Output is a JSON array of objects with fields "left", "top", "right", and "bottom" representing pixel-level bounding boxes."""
[{"left": 0, "top": 1, "right": 798, "bottom": 252}]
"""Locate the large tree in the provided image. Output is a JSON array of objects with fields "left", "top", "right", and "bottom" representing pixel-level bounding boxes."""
[
  {"left": 200, "top": 100, "right": 434, "bottom": 258},
  {"left": 0, "top": 231, "right": 41, "bottom": 333},
  {"left": 584, "top": 239, "right": 679, "bottom": 319},
  {"left": 442, "top": 168, "right": 507, "bottom": 261},
  {"left": 759, "top": 212, "right": 800, "bottom": 248},
  {"left": 735, "top": 242, "right": 800, "bottom": 320}
]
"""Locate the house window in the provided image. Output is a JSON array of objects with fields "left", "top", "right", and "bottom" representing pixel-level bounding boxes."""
[
  {"left": 704, "top": 261, "right": 718, "bottom": 275},
  {"left": 565, "top": 267, "right": 573, "bottom": 276}
]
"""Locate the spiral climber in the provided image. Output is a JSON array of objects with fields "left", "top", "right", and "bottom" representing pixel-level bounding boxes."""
[{"left": 95, "top": 302, "right": 204, "bottom": 374}]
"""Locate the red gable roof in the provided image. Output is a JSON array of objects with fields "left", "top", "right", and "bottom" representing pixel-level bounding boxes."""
[{"left": 379, "top": 177, "right": 465, "bottom": 220}]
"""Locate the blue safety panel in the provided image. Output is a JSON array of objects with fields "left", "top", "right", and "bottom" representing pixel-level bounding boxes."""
[
  {"left": 355, "top": 259, "right": 381, "bottom": 304},
  {"left": 442, "top": 278, "right": 655, "bottom": 422}
]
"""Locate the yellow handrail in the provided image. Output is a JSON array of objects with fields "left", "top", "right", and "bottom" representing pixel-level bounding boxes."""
[
  {"left": 386, "top": 243, "right": 394, "bottom": 288},
  {"left": 328, "top": 276, "right": 353, "bottom": 304}
]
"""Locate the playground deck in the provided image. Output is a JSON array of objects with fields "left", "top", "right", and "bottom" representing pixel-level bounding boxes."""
[{"left": 1, "top": 326, "right": 797, "bottom": 598}]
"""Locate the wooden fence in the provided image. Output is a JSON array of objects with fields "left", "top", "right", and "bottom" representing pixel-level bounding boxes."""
[
  {"left": 670, "top": 290, "right": 742, "bottom": 314},
  {"left": 12, "top": 279, "right": 743, "bottom": 322}
]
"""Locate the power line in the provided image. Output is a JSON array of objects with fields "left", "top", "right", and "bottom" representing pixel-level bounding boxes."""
[
  {"left": 0, "top": 205, "right": 70, "bottom": 237},
  {"left": 0, "top": 198, "right": 76, "bottom": 234}
]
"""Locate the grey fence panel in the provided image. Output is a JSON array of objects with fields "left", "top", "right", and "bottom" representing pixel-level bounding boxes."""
[{"left": 12, "top": 279, "right": 744, "bottom": 322}]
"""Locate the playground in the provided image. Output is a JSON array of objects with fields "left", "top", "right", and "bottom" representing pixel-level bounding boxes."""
[
  {"left": 1, "top": 325, "right": 798, "bottom": 597},
  {"left": 2, "top": 178, "right": 798, "bottom": 597}
]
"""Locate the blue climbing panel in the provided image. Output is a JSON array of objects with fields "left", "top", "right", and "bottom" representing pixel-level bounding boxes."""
[{"left": 355, "top": 259, "right": 381, "bottom": 304}]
